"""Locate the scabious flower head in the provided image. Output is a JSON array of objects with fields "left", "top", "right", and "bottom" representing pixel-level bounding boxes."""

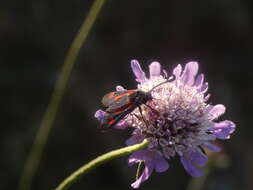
[{"left": 95, "top": 60, "right": 235, "bottom": 188}]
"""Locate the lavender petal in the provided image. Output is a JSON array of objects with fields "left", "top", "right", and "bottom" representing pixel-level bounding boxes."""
[
  {"left": 114, "top": 120, "right": 129, "bottom": 129},
  {"left": 155, "top": 156, "right": 169, "bottom": 172},
  {"left": 199, "top": 82, "right": 208, "bottom": 93},
  {"left": 116, "top": 85, "right": 126, "bottom": 91},
  {"left": 149, "top": 61, "right": 161, "bottom": 78},
  {"left": 202, "top": 143, "right": 221, "bottom": 152},
  {"left": 131, "top": 163, "right": 154, "bottom": 189},
  {"left": 128, "top": 150, "right": 147, "bottom": 166},
  {"left": 94, "top": 109, "right": 106, "bottom": 121},
  {"left": 128, "top": 149, "right": 169, "bottom": 188},
  {"left": 180, "top": 62, "right": 199, "bottom": 86},
  {"left": 207, "top": 104, "right": 226, "bottom": 120},
  {"left": 131, "top": 60, "right": 147, "bottom": 83},
  {"left": 210, "top": 120, "right": 236, "bottom": 139},
  {"left": 204, "top": 94, "right": 211, "bottom": 102},
  {"left": 180, "top": 148, "right": 208, "bottom": 177},
  {"left": 126, "top": 134, "right": 145, "bottom": 145},
  {"left": 194, "top": 74, "right": 204, "bottom": 88},
  {"left": 189, "top": 148, "right": 208, "bottom": 166},
  {"left": 172, "top": 64, "right": 182, "bottom": 79},
  {"left": 180, "top": 156, "right": 203, "bottom": 177}
]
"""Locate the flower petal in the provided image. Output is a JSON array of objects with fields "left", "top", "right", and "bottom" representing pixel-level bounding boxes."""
[
  {"left": 116, "top": 85, "right": 126, "bottom": 91},
  {"left": 207, "top": 104, "right": 226, "bottom": 120},
  {"left": 194, "top": 74, "right": 204, "bottom": 88},
  {"left": 172, "top": 64, "right": 182, "bottom": 79},
  {"left": 94, "top": 109, "right": 128, "bottom": 129},
  {"left": 94, "top": 109, "right": 106, "bottom": 121},
  {"left": 149, "top": 61, "right": 161, "bottom": 78},
  {"left": 128, "top": 150, "right": 162, "bottom": 166},
  {"left": 114, "top": 120, "right": 128, "bottom": 129},
  {"left": 202, "top": 143, "right": 221, "bottom": 152},
  {"left": 131, "top": 163, "right": 154, "bottom": 189},
  {"left": 131, "top": 60, "right": 147, "bottom": 83},
  {"left": 210, "top": 120, "right": 236, "bottom": 139},
  {"left": 189, "top": 149, "right": 208, "bottom": 166},
  {"left": 180, "top": 62, "right": 199, "bottom": 86},
  {"left": 126, "top": 134, "right": 145, "bottom": 145},
  {"left": 204, "top": 94, "right": 211, "bottom": 102},
  {"left": 128, "top": 150, "right": 147, "bottom": 166},
  {"left": 180, "top": 148, "right": 208, "bottom": 177},
  {"left": 180, "top": 156, "right": 202, "bottom": 177},
  {"left": 128, "top": 149, "right": 168, "bottom": 188},
  {"left": 155, "top": 156, "right": 169, "bottom": 172},
  {"left": 200, "top": 82, "right": 208, "bottom": 93}
]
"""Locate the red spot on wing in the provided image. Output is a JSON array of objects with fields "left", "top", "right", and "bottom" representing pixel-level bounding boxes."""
[
  {"left": 102, "top": 90, "right": 137, "bottom": 107},
  {"left": 102, "top": 101, "right": 136, "bottom": 128},
  {"left": 102, "top": 118, "right": 118, "bottom": 128},
  {"left": 112, "top": 101, "right": 134, "bottom": 114},
  {"left": 113, "top": 90, "right": 136, "bottom": 101},
  {"left": 108, "top": 119, "right": 116, "bottom": 125}
]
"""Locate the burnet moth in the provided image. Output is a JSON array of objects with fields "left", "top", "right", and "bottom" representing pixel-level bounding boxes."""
[{"left": 100, "top": 75, "right": 175, "bottom": 129}]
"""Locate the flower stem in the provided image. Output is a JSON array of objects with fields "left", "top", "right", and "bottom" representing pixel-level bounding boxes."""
[
  {"left": 135, "top": 162, "right": 143, "bottom": 180},
  {"left": 54, "top": 139, "right": 149, "bottom": 190},
  {"left": 17, "top": 1, "right": 107, "bottom": 190}
]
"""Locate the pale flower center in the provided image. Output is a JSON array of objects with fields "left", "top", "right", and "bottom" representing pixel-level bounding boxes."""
[{"left": 125, "top": 76, "right": 213, "bottom": 158}]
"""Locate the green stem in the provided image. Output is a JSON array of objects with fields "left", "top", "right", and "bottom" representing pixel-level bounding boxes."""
[
  {"left": 135, "top": 162, "right": 143, "bottom": 180},
  {"left": 54, "top": 139, "right": 149, "bottom": 190},
  {"left": 17, "top": 1, "right": 107, "bottom": 190}
]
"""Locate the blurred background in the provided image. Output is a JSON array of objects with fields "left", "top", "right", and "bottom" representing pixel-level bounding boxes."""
[{"left": 1, "top": 0, "right": 252, "bottom": 190}]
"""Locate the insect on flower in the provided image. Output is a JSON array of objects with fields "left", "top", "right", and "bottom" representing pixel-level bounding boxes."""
[
  {"left": 100, "top": 75, "right": 175, "bottom": 129},
  {"left": 95, "top": 60, "right": 236, "bottom": 188}
]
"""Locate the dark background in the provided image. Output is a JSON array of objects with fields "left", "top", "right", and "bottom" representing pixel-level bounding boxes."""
[{"left": 1, "top": 0, "right": 252, "bottom": 190}]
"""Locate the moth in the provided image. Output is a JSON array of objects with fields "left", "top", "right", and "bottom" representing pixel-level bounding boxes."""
[{"left": 100, "top": 76, "right": 175, "bottom": 128}]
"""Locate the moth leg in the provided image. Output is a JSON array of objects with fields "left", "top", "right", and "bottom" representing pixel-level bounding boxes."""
[
  {"left": 130, "top": 113, "right": 142, "bottom": 121},
  {"left": 138, "top": 106, "right": 149, "bottom": 127},
  {"left": 143, "top": 103, "right": 159, "bottom": 115}
]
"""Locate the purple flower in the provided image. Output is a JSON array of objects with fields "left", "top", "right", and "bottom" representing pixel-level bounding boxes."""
[
  {"left": 95, "top": 60, "right": 236, "bottom": 188},
  {"left": 128, "top": 149, "right": 169, "bottom": 188}
]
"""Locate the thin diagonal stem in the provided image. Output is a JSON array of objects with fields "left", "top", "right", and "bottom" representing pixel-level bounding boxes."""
[
  {"left": 135, "top": 162, "right": 143, "bottom": 180},
  {"left": 17, "top": 1, "right": 107, "bottom": 190},
  {"left": 54, "top": 139, "right": 149, "bottom": 190}
]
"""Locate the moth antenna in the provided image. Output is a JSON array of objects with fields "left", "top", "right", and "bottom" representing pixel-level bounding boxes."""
[
  {"left": 148, "top": 74, "right": 175, "bottom": 93},
  {"left": 167, "top": 74, "right": 175, "bottom": 81},
  {"left": 151, "top": 97, "right": 162, "bottom": 101}
]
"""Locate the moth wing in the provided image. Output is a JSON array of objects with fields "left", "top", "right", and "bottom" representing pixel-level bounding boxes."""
[
  {"left": 102, "top": 91, "right": 127, "bottom": 106},
  {"left": 102, "top": 90, "right": 137, "bottom": 108},
  {"left": 101, "top": 103, "right": 136, "bottom": 128},
  {"left": 106, "top": 96, "right": 133, "bottom": 112},
  {"left": 101, "top": 112, "right": 124, "bottom": 128}
]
